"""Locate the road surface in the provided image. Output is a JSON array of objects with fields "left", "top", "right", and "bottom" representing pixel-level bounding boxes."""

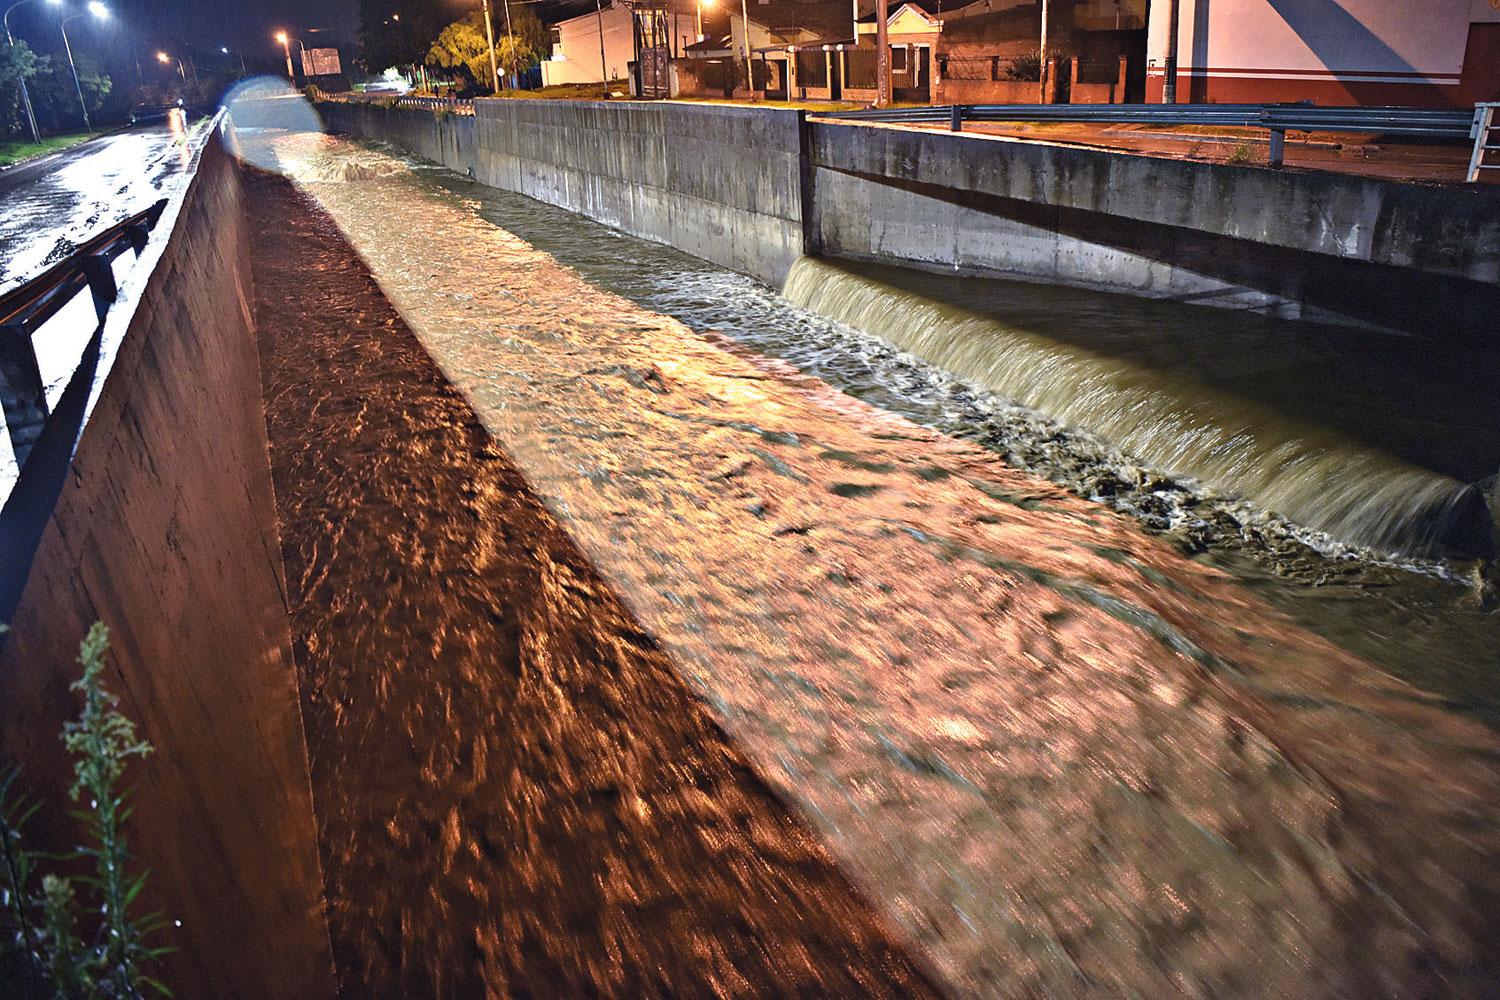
[{"left": 0, "top": 116, "right": 200, "bottom": 295}]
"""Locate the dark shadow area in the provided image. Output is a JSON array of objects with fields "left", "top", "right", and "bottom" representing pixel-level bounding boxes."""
[
  {"left": 244, "top": 167, "right": 941, "bottom": 998},
  {"left": 0, "top": 326, "right": 101, "bottom": 625}
]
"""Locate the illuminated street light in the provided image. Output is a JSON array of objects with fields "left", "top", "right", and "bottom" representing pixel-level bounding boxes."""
[
  {"left": 3, "top": 0, "right": 63, "bottom": 143},
  {"left": 220, "top": 43, "right": 246, "bottom": 76},
  {"left": 275, "top": 28, "right": 293, "bottom": 81},
  {"left": 156, "top": 49, "right": 185, "bottom": 81},
  {"left": 60, "top": 0, "right": 108, "bottom": 131},
  {"left": 696, "top": 0, "right": 714, "bottom": 40}
]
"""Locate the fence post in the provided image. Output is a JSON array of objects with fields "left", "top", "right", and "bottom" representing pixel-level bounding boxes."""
[
  {"left": 1268, "top": 127, "right": 1285, "bottom": 168},
  {"left": 950, "top": 104, "right": 962, "bottom": 132}
]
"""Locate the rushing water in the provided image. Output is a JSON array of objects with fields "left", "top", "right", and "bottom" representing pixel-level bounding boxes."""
[
  {"left": 250, "top": 129, "right": 1500, "bottom": 997},
  {"left": 360, "top": 144, "right": 1500, "bottom": 733}
]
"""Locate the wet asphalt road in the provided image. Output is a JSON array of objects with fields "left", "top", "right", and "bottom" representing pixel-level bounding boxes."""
[{"left": 0, "top": 118, "right": 196, "bottom": 294}]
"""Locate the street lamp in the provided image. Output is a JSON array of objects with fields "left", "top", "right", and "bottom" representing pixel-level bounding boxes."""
[
  {"left": 156, "top": 49, "right": 185, "bottom": 80},
  {"left": 221, "top": 44, "right": 246, "bottom": 76},
  {"left": 696, "top": 0, "right": 714, "bottom": 41},
  {"left": 60, "top": 1, "right": 107, "bottom": 132},
  {"left": 3, "top": 0, "right": 62, "bottom": 143},
  {"left": 274, "top": 29, "right": 293, "bottom": 81}
]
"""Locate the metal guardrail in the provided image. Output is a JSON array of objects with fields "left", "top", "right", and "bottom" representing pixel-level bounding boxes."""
[
  {"left": 0, "top": 199, "right": 167, "bottom": 467},
  {"left": 810, "top": 102, "right": 1483, "bottom": 170}
]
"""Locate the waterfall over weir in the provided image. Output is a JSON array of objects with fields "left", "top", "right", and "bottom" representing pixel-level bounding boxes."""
[{"left": 783, "top": 257, "right": 1494, "bottom": 559}]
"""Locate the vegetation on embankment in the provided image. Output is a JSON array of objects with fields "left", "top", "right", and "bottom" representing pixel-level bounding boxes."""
[{"left": 0, "top": 132, "right": 97, "bottom": 168}]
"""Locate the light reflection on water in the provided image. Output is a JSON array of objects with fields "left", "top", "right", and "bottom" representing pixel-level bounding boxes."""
[{"left": 266, "top": 132, "right": 1500, "bottom": 997}]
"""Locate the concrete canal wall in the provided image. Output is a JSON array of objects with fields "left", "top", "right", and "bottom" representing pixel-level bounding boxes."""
[
  {"left": 0, "top": 127, "right": 335, "bottom": 997},
  {"left": 321, "top": 98, "right": 1500, "bottom": 341},
  {"left": 324, "top": 100, "right": 808, "bottom": 285}
]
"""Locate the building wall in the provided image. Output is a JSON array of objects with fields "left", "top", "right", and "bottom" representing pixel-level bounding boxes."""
[
  {"left": 0, "top": 125, "right": 335, "bottom": 998},
  {"left": 1145, "top": 0, "right": 1500, "bottom": 105},
  {"left": 542, "top": 3, "right": 636, "bottom": 84}
]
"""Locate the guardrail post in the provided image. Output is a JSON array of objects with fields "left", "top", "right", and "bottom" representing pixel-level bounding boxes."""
[
  {"left": 79, "top": 255, "right": 118, "bottom": 322},
  {"left": 950, "top": 105, "right": 963, "bottom": 132},
  {"left": 1268, "top": 127, "right": 1285, "bottom": 168},
  {"left": 0, "top": 325, "right": 49, "bottom": 467}
]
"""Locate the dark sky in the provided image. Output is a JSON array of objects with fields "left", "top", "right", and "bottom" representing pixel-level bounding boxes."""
[{"left": 5, "top": 0, "right": 362, "bottom": 71}]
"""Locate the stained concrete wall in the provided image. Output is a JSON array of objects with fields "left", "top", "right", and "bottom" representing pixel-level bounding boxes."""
[
  {"left": 0, "top": 126, "right": 335, "bottom": 998},
  {"left": 322, "top": 100, "right": 809, "bottom": 285},
  {"left": 323, "top": 99, "right": 1497, "bottom": 341},
  {"left": 803, "top": 121, "right": 1500, "bottom": 337}
]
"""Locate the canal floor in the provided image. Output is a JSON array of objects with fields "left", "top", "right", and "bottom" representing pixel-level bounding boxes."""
[{"left": 249, "top": 132, "right": 1500, "bottom": 997}]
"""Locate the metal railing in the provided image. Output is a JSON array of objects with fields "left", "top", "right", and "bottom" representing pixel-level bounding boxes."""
[
  {"left": 394, "top": 95, "right": 475, "bottom": 115},
  {"left": 810, "top": 102, "right": 1483, "bottom": 170},
  {"left": 0, "top": 199, "right": 167, "bottom": 468}
]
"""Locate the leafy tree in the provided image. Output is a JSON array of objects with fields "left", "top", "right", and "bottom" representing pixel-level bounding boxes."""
[
  {"left": 29, "top": 50, "right": 110, "bottom": 132},
  {"left": 0, "top": 38, "right": 44, "bottom": 137},
  {"left": 427, "top": 13, "right": 496, "bottom": 91},
  {"left": 427, "top": 7, "right": 547, "bottom": 92}
]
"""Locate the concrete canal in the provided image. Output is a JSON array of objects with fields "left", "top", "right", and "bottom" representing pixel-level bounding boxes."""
[{"left": 239, "top": 126, "right": 1500, "bottom": 997}]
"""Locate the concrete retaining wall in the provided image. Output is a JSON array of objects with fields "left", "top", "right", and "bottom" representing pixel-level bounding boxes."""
[
  {"left": 321, "top": 99, "right": 1499, "bottom": 340},
  {"left": 804, "top": 121, "right": 1500, "bottom": 336},
  {"left": 0, "top": 127, "right": 335, "bottom": 998},
  {"left": 323, "top": 100, "right": 808, "bottom": 285}
]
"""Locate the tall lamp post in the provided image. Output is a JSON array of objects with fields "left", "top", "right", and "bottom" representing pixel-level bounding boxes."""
[
  {"left": 275, "top": 29, "right": 293, "bottom": 81},
  {"left": 156, "top": 49, "right": 184, "bottom": 80},
  {"left": 3, "top": 0, "right": 61, "bottom": 143},
  {"left": 60, "top": 0, "right": 107, "bottom": 132},
  {"left": 695, "top": 0, "right": 714, "bottom": 41},
  {"left": 221, "top": 44, "right": 245, "bottom": 77}
]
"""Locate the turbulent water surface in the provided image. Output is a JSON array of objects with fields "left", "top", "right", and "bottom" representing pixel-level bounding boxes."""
[{"left": 249, "top": 129, "right": 1500, "bottom": 997}]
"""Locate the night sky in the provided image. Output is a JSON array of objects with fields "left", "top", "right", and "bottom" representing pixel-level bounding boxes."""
[{"left": 6, "top": 0, "right": 360, "bottom": 73}]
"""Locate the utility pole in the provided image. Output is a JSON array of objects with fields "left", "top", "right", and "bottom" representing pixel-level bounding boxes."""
[
  {"left": 501, "top": 0, "right": 516, "bottom": 89},
  {"left": 3, "top": 0, "right": 44, "bottom": 143},
  {"left": 480, "top": 0, "right": 500, "bottom": 92},
  {"left": 739, "top": 0, "right": 751, "bottom": 92},
  {"left": 875, "top": 0, "right": 889, "bottom": 107},
  {"left": 594, "top": 0, "right": 608, "bottom": 95},
  {"left": 1161, "top": 0, "right": 1179, "bottom": 103},
  {"left": 1039, "top": 0, "right": 1049, "bottom": 102}
]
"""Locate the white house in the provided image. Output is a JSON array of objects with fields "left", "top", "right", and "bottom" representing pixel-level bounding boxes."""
[
  {"left": 1146, "top": 0, "right": 1500, "bottom": 106},
  {"left": 542, "top": 2, "right": 638, "bottom": 85}
]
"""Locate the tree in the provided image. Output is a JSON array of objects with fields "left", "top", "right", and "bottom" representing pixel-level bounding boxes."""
[
  {"left": 0, "top": 38, "right": 44, "bottom": 138},
  {"left": 30, "top": 49, "right": 110, "bottom": 132},
  {"left": 427, "top": 8, "right": 547, "bottom": 92},
  {"left": 427, "top": 13, "right": 495, "bottom": 91}
]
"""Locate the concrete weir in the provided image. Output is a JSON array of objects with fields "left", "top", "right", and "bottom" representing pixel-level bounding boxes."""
[{"left": 0, "top": 123, "right": 335, "bottom": 997}]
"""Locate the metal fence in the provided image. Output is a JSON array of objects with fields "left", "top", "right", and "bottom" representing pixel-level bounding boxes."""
[{"left": 810, "top": 102, "right": 1485, "bottom": 171}]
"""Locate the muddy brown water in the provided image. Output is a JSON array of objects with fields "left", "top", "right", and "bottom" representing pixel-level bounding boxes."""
[
  {"left": 242, "top": 129, "right": 1500, "bottom": 998},
  {"left": 247, "top": 169, "right": 939, "bottom": 997}
]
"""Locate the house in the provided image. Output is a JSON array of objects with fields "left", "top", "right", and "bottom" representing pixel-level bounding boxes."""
[
  {"left": 541, "top": 2, "right": 638, "bottom": 85},
  {"left": 1146, "top": 0, "right": 1500, "bottom": 106}
]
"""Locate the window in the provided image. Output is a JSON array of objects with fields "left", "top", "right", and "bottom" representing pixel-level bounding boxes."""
[{"left": 891, "top": 45, "right": 908, "bottom": 72}]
